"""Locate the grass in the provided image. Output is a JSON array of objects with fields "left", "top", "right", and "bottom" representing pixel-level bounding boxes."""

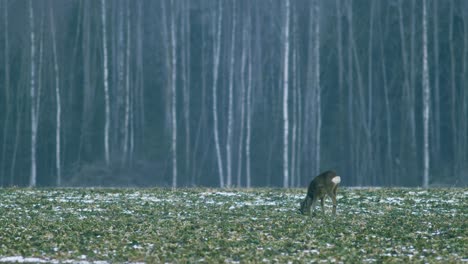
[{"left": 0, "top": 188, "right": 466, "bottom": 263}]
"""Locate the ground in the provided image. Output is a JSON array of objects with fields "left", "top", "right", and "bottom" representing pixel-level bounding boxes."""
[{"left": 0, "top": 188, "right": 466, "bottom": 263}]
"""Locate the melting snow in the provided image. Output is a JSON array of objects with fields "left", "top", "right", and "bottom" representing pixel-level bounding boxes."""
[{"left": 0, "top": 256, "right": 145, "bottom": 264}]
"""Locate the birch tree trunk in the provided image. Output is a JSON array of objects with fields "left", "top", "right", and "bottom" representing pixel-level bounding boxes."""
[
  {"left": 246, "top": 29, "right": 252, "bottom": 188},
  {"left": 226, "top": 0, "right": 236, "bottom": 187},
  {"left": 409, "top": 0, "right": 417, "bottom": 173},
  {"left": 335, "top": 0, "right": 344, "bottom": 183},
  {"left": 135, "top": 0, "right": 144, "bottom": 158},
  {"left": 213, "top": 2, "right": 224, "bottom": 188},
  {"left": 462, "top": 9, "right": 468, "bottom": 184},
  {"left": 116, "top": 2, "right": 125, "bottom": 159},
  {"left": 123, "top": 2, "right": 131, "bottom": 164},
  {"left": 237, "top": 14, "right": 247, "bottom": 187},
  {"left": 1, "top": 1, "right": 10, "bottom": 185},
  {"left": 77, "top": 1, "right": 91, "bottom": 163},
  {"left": 422, "top": 0, "right": 430, "bottom": 188},
  {"left": 449, "top": 0, "right": 457, "bottom": 175},
  {"left": 432, "top": 0, "right": 440, "bottom": 163},
  {"left": 191, "top": 15, "right": 208, "bottom": 186},
  {"left": 182, "top": 0, "right": 190, "bottom": 182},
  {"left": 10, "top": 86, "right": 24, "bottom": 185},
  {"left": 368, "top": 0, "right": 375, "bottom": 184},
  {"left": 29, "top": 0, "right": 37, "bottom": 187},
  {"left": 101, "top": 0, "right": 110, "bottom": 166},
  {"left": 50, "top": 2, "right": 61, "bottom": 186},
  {"left": 170, "top": 0, "right": 178, "bottom": 189},
  {"left": 347, "top": 0, "right": 355, "bottom": 184},
  {"left": 379, "top": 9, "right": 393, "bottom": 184},
  {"left": 314, "top": 0, "right": 321, "bottom": 176},
  {"left": 398, "top": 0, "right": 416, "bottom": 183},
  {"left": 282, "top": 0, "right": 290, "bottom": 188},
  {"left": 291, "top": 32, "right": 297, "bottom": 187}
]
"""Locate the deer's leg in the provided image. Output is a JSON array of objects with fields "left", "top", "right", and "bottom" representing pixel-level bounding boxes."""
[
  {"left": 320, "top": 197, "right": 325, "bottom": 213},
  {"left": 302, "top": 196, "right": 313, "bottom": 215},
  {"left": 328, "top": 188, "right": 338, "bottom": 216},
  {"left": 330, "top": 187, "right": 336, "bottom": 215},
  {"left": 309, "top": 196, "right": 318, "bottom": 217}
]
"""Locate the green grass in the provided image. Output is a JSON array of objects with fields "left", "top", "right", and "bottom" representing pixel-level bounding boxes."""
[{"left": 0, "top": 188, "right": 466, "bottom": 263}]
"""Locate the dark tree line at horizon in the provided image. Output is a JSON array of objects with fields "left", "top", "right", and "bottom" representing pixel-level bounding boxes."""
[{"left": 0, "top": 0, "right": 467, "bottom": 188}]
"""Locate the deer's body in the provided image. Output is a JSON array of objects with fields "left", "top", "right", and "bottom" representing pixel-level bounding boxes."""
[{"left": 299, "top": 170, "right": 340, "bottom": 216}]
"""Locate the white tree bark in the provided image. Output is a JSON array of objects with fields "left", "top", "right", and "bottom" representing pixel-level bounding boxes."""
[
  {"left": 314, "top": 0, "right": 321, "bottom": 176},
  {"left": 50, "top": 3, "right": 61, "bottom": 186},
  {"left": 432, "top": 0, "right": 440, "bottom": 160},
  {"left": 283, "top": 0, "right": 290, "bottom": 188},
  {"left": 1, "top": 0, "right": 10, "bottom": 183},
  {"left": 246, "top": 32, "right": 252, "bottom": 188},
  {"left": 170, "top": 0, "right": 178, "bottom": 189},
  {"left": 291, "top": 43, "right": 297, "bottom": 187},
  {"left": 226, "top": 1, "right": 236, "bottom": 188},
  {"left": 29, "top": 0, "right": 37, "bottom": 187},
  {"left": 182, "top": 0, "right": 191, "bottom": 182},
  {"left": 422, "top": 0, "right": 430, "bottom": 188},
  {"left": 213, "top": 2, "right": 224, "bottom": 188},
  {"left": 123, "top": 3, "right": 131, "bottom": 164},
  {"left": 237, "top": 15, "right": 247, "bottom": 188},
  {"left": 101, "top": 0, "right": 110, "bottom": 166},
  {"left": 379, "top": 17, "right": 393, "bottom": 184}
]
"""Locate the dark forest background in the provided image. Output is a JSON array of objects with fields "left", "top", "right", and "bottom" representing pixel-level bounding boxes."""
[{"left": 0, "top": 0, "right": 467, "bottom": 188}]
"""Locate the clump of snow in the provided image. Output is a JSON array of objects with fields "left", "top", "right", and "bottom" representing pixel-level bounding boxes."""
[{"left": 0, "top": 256, "right": 147, "bottom": 264}]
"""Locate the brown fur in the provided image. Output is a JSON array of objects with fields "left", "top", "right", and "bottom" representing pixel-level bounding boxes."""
[{"left": 299, "top": 170, "right": 340, "bottom": 216}]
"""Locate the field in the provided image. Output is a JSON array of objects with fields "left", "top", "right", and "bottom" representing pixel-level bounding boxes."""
[{"left": 0, "top": 188, "right": 466, "bottom": 263}]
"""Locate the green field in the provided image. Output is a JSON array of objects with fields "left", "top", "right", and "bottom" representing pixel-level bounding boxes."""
[{"left": 0, "top": 188, "right": 466, "bottom": 263}]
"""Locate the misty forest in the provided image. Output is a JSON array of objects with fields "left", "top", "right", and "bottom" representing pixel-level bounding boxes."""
[{"left": 0, "top": 0, "right": 467, "bottom": 188}]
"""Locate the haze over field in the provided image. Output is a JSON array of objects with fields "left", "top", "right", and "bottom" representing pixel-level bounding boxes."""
[{"left": 0, "top": 0, "right": 467, "bottom": 187}]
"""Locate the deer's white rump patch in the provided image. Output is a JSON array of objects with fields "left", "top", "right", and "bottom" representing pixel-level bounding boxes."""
[{"left": 332, "top": 176, "right": 341, "bottom": 184}]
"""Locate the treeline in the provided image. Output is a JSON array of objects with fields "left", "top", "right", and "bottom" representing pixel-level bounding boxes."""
[{"left": 0, "top": 0, "right": 467, "bottom": 187}]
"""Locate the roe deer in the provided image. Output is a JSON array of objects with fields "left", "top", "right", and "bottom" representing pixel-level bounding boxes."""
[{"left": 299, "top": 170, "right": 341, "bottom": 216}]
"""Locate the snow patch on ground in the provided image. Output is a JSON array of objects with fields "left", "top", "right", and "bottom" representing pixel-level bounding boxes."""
[{"left": 0, "top": 256, "right": 145, "bottom": 264}]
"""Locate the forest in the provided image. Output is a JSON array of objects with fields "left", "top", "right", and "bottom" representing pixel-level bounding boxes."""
[{"left": 0, "top": 0, "right": 467, "bottom": 188}]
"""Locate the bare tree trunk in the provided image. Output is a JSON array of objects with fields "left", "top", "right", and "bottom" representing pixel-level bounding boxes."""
[
  {"left": 77, "top": 1, "right": 90, "bottom": 164},
  {"left": 397, "top": 0, "right": 412, "bottom": 184},
  {"left": 101, "top": 0, "right": 110, "bottom": 166},
  {"left": 115, "top": 1, "right": 125, "bottom": 160},
  {"left": 191, "top": 15, "right": 208, "bottom": 186},
  {"left": 351, "top": 24, "right": 366, "bottom": 185},
  {"left": 237, "top": 14, "right": 247, "bottom": 187},
  {"left": 314, "top": 0, "right": 321, "bottom": 177},
  {"left": 213, "top": 2, "right": 224, "bottom": 188},
  {"left": 379, "top": 8, "right": 393, "bottom": 185},
  {"left": 123, "top": 2, "right": 131, "bottom": 164},
  {"left": 182, "top": 0, "right": 191, "bottom": 183},
  {"left": 462, "top": 9, "right": 468, "bottom": 185},
  {"left": 226, "top": 0, "right": 236, "bottom": 187},
  {"left": 170, "top": 0, "right": 178, "bottom": 189},
  {"left": 246, "top": 26, "right": 253, "bottom": 188},
  {"left": 283, "top": 0, "right": 290, "bottom": 188},
  {"left": 432, "top": 0, "right": 440, "bottom": 164},
  {"left": 1, "top": 1, "right": 10, "bottom": 185},
  {"left": 422, "top": 0, "right": 430, "bottom": 188},
  {"left": 368, "top": 0, "right": 375, "bottom": 184},
  {"left": 135, "top": 0, "right": 144, "bottom": 157},
  {"left": 10, "top": 90, "right": 24, "bottom": 186},
  {"left": 29, "top": 0, "right": 37, "bottom": 187},
  {"left": 449, "top": 0, "right": 457, "bottom": 176},
  {"left": 409, "top": 0, "right": 417, "bottom": 176},
  {"left": 50, "top": 2, "right": 61, "bottom": 186},
  {"left": 291, "top": 31, "right": 297, "bottom": 187},
  {"left": 304, "top": 2, "right": 315, "bottom": 180},
  {"left": 347, "top": 0, "right": 355, "bottom": 184},
  {"left": 335, "top": 0, "right": 344, "bottom": 183}
]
